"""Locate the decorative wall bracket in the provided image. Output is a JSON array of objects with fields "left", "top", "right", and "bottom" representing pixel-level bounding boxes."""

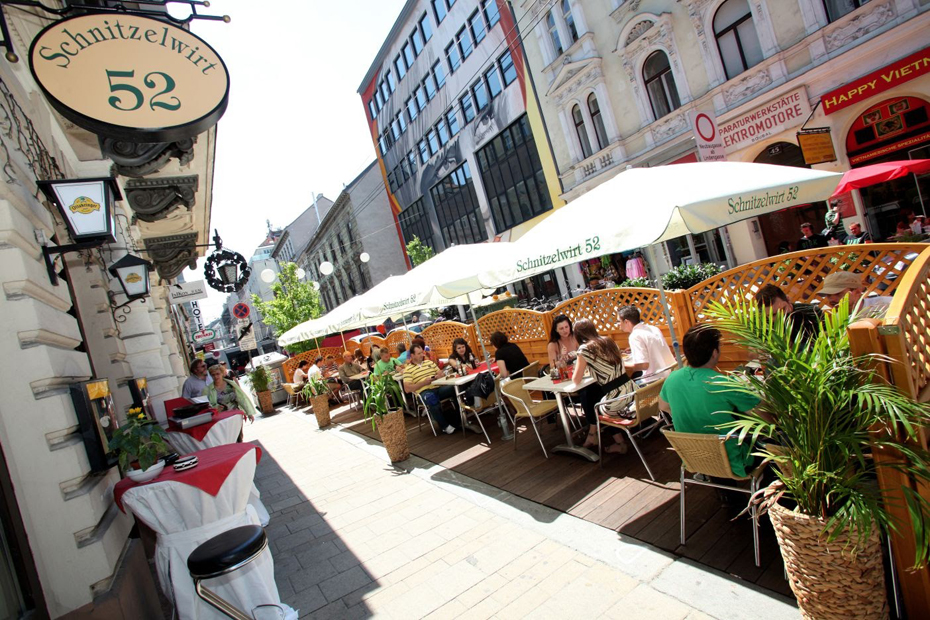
[
  {"left": 143, "top": 233, "right": 198, "bottom": 280},
  {"left": 101, "top": 137, "right": 196, "bottom": 178},
  {"left": 124, "top": 175, "right": 198, "bottom": 223}
]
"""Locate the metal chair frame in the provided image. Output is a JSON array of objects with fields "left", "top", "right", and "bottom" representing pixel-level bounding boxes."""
[
  {"left": 594, "top": 377, "right": 669, "bottom": 480},
  {"left": 500, "top": 377, "right": 559, "bottom": 458}
]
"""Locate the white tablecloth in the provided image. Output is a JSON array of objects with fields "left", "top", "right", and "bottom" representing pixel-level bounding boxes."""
[
  {"left": 166, "top": 415, "right": 270, "bottom": 526},
  {"left": 120, "top": 447, "right": 293, "bottom": 619}
]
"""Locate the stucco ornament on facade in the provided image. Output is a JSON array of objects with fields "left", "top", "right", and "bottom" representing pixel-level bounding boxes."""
[
  {"left": 625, "top": 20, "right": 654, "bottom": 45},
  {"left": 723, "top": 67, "right": 774, "bottom": 106},
  {"left": 652, "top": 111, "right": 688, "bottom": 141},
  {"left": 550, "top": 61, "right": 604, "bottom": 105},
  {"left": 824, "top": 0, "right": 896, "bottom": 52}
]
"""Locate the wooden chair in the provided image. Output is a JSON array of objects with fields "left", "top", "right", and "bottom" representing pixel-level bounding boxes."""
[
  {"left": 661, "top": 429, "right": 764, "bottom": 567},
  {"left": 594, "top": 378, "right": 667, "bottom": 480},
  {"left": 500, "top": 378, "right": 559, "bottom": 458}
]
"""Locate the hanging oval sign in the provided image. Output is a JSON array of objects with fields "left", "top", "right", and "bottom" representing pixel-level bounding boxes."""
[{"left": 29, "top": 14, "right": 229, "bottom": 143}]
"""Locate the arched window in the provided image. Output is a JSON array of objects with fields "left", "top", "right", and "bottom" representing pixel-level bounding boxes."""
[
  {"left": 713, "top": 0, "right": 763, "bottom": 80},
  {"left": 588, "top": 93, "right": 608, "bottom": 150},
  {"left": 547, "top": 11, "right": 563, "bottom": 56},
  {"left": 572, "top": 104, "right": 593, "bottom": 158},
  {"left": 562, "top": 0, "right": 578, "bottom": 45},
  {"left": 643, "top": 50, "right": 681, "bottom": 120}
]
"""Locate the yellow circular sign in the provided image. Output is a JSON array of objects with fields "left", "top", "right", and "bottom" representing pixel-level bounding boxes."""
[
  {"left": 125, "top": 273, "right": 143, "bottom": 283},
  {"left": 29, "top": 14, "right": 229, "bottom": 142},
  {"left": 69, "top": 196, "right": 101, "bottom": 214}
]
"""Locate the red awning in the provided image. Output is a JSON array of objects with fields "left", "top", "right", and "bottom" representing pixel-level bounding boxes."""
[{"left": 831, "top": 159, "right": 930, "bottom": 197}]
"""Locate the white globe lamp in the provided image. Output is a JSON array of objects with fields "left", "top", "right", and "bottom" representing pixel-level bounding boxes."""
[
  {"left": 260, "top": 268, "right": 276, "bottom": 283},
  {"left": 320, "top": 261, "right": 334, "bottom": 276},
  {"left": 295, "top": 268, "right": 306, "bottom": 280},
  {"left": 359, "top": 252, "right": 370, "bottom": 263}
]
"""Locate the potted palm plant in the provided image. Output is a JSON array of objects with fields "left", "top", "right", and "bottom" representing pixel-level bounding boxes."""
[
  {"left": 301, "top": 374, "right": 332, "bottom": 428},
  {"left": 363, "top": 373, "right": 409, "bottom": 462},
  {"left": 249, "top": 365, "right": 273, "bottom": 414},
  {"left": 705, "top": 297, "right": 930, "bottom": 620},
  {"left": 109, "top": 407, "right": 171, "bottom": 483}
]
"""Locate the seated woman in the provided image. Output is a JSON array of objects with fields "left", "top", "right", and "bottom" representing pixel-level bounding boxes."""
[
  {"left": 572, "top": 319, "right": 634, "bottom": 453},
  {"left": 292, "top": 360, "right": 311, "bottom": 387},
  {"left": 489, "top": 331, "right": 529, "bottom": 379},
  {"left": 448, "top": 337, "right": 478, "bottom": 371},
  {"left": 354, "top": 348, "right": 374, "bottom": 372},
  {"left": 205, "top": 364, "right": 256, "bottom": 421},
  {"left": 547, "top": 314, "right": 579, "bottom": 372}
]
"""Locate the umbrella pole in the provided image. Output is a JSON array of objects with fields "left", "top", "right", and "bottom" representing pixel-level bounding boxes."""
[
  {"left": 340, "top": 331, "right": 346, "bottom": 349},
  {"left": 656, "top": 278, "right": 683, "bottom": 365},
  {"left": 469, "top": 306, "right": 491, "bottom": 363}
]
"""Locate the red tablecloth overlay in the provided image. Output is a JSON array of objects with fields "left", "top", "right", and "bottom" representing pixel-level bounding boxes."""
[
  {"left": 114, "top": 443, "right": 262, "bottom": 512},
  {"left": 167, "top": 409, "right": 244, "bottom": 442},
  {"left": 468, "top": 362, "right": 499, "bottom": 375}
]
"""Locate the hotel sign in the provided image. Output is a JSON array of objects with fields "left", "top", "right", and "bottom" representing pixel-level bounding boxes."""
[
  {"left": 29, "top": 14, "right": 229, "bottom": 142},
  {"left": 719, "top": 88, "right": 811, "bottom": 153},
  {"left": 821, "top": 46, "right": 930, "bottom": 115}
]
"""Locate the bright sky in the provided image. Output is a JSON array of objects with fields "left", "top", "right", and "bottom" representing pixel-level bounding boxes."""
[{"left": 181, "top": 0, "right": 406, "bottom": 322}]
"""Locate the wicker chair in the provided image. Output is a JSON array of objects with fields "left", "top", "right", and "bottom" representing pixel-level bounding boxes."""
[
  {"left": 594, "top": 377, "right": 668, "bottom": 480},
  {"left": 662, "top": 428, "right": 764, "bottom": 567},
  {"left": 460, "top": 374, "right": 507, "bottom": 444},
  {"left": 508, "top": 360, "right": 539, "bottom": 379},
  {"left": 500, "top": 378, "right": 559, "bottom": 458},
  {"left": 282, "top": 383, "right": 305, "bottom": 408}
]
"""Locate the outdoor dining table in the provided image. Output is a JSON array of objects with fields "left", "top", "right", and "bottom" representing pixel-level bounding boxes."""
[
  {"left": 432, "top": 362, "right": 499, "bottom": 440},
  {"left": 114, "top": 443, "right": 292, "bottom": 620},
  {"left": 523, "top": 373, "right": 598, "bottom": 462},
  {"left": 165, "top": 409, "right": 270, "bottom": 526}
]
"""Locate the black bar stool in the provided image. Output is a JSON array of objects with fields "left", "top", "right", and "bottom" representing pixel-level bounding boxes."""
[{"left": 187, "top": 525, "right": 282, "bottom": 620}]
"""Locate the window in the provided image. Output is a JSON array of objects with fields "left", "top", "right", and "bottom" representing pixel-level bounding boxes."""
[
  {"left": 427, "top": 128, "right": 439, "bottom": 154},
  {"left": 643, "top": 50, "right": 681, "bottom": 119},
  {"left": 386, "top": 70, "right": 395, "bottom": 93},
  {"left": 572, "top": 104, "right": 593, "bottom": 158},
  {"left": 395, "top": 54, "right": 406, "bottom": 79},
  {"left": 469, "top": 10, "right": 487, "bottom": 45},
  {"left": 499, "top": 49, "right": 517, "bottom": 85},
  {"left": 397, "top": 110, "right": 407, "bottom": 133},
  {"left": 446, "top": 41, "right": 462, "bottom": 72},
  {"left": 412, "top": 27, "right": 424, "bottom": 55},
  {"left": 457, "top": 26, "right": 474, "bottom": 60},
  {"left": 461, "top": 92, "right": 476, "bottom": 123},
  {"left": 432, "top": 0, "right": 447, "bottom": 23},
  {"left": 447, "top": 109, "right": 460, "bottom": 136},
  {"left": 399, "top": 197, "right": 434, "bottom": 249},
  {"left": 424, "top": 73, "right": 437, "bottom": 100},
  {"left": 419, "top": 13, "right": 432, "bottom": 42},
  {"left": 407, "top": 150, "right": 418, "bottom": 175},
  {"left": 547, "top": 11, "right": 563, "bottom": 56},
  {"left": 433, "top": 61, "right": 446, "bottom": 89},
  {"left": 375, "top": 89, "right": 383, "bottom": 109},
  {"left": 477, "top": 115, "right": 553, "bottom": 232},
  {"left": 415, "top": 85, "right": 427, "bottom": 110},
  {"left": 430, "top": 163, "right": 486, "bottom": 246},
  {"left": 588, "top": 93, "right": 608, "bottom": 150},
  {"left": 368, "top": 99, "right": 377, "bottom": 120},
  {"left": 562, "top": 0, "right": 578, "bottom": 45},
  {"left": 406, "top": 97, "right": 418, "bottom": 121},
  {"left": 437, "top": 118, "right": 450, "bottom": 145},
  {"left": 403, "top": 42, "right": 415, "bottom": 68},
  {"left": 399, "top": 160, "right": 409, "bottom": 183},
  {"left": 473, "top": 79, "right": 489, "bottom": 112},
  {"left": 391, "top": 118, "right": 401, "bottom": 141},
  {"left": 380, "top": 80, "right": 390, "bottom": 101},
  {"left": 418, "top": 139, "right": 429, "bottom": 163},
  {"left": 482, "top": 0, "right": 500, "bottom": 28},
  {"left": 486, "top": 66, "right": 502, "bottom": 99},
  {"left": 822, "top": 0, "right": 868, "bottom": 23},
  {"left": 713, "top": 0, "right": 763, "bottom": 80},
  {"left": 378, "top": 135, "right": 387, "bottom": 156},
  {"left": 388, "top": 169, "right": 398, "bottom": 192}
]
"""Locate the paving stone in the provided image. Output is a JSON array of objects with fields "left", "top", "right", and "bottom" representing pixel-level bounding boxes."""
[
  {"left": 605, "top": 584, "right": 692, "bottom": 620},
  {"left": 288, "top": 559, "right": 338, "bottom": 593},
  {"left": 318, "top": 565, "right": 374, "bottom": 603},
  {"left": 301, "top": 598, "right": 347, "bottom": 619},
  {"left": 295, "top": 540, "right": 341, "bottom": 567},
  {"left": 290, "top": 584, "right": 327, "bottom": 616},
  {"left": 287, "top": 513, "right": 325, "bottom": 533},
  {"left": 329, "top": 550, "right": 362, "bottom": 572}
]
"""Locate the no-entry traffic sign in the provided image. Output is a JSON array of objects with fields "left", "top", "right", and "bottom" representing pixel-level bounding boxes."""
[{"left": 233, "top": 303, "right": 250, "bottom": 319}]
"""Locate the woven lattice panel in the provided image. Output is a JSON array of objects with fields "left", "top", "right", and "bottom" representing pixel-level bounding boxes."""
[
  {"left": 384, "top": 330, "right": 416, "bottom": 355},
  {"left": 345, "top": 340, "right": 360, "bottom": 354},
  {"left": 281, "top": 346, "right": 344, "bottom": 382},
  {"left": 895, "top": 255, "right": 930, "bottom": 401},
  {"left": 421, "top": 321, "right": 474, "bottom": 360},
  {"left": 362, "top": 336, "right": 386, "bottom": 357},
  {"left": 689, "top": 243, "right": 928, "bottom": 319},
  {"left": 553, "top": 288, "right": 673, "bottom": 330},
  {"left": 476, "top": 308, "right": 550, "bottom": 364}
]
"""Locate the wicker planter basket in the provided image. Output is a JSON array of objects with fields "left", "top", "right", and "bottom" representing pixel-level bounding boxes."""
[
  {"left": 376, "top": 409, "right": 409, "bottom": 462},
  {"left": 256, "top": 390, "right": 274, "bottom": 415},
  {"left": 769, "top": 502, "right": 888, "bottom": 620},
  {"left": 310, "top": 394, "right": 331, "bottom": 428}
]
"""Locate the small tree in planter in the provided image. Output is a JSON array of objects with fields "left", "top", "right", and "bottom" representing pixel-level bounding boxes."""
[
  {"left": 249, "top": 366, "right": 274, "bottom": 415},
  {"left": 660, "top": 262, "right": 722, "bottom": 290},
  {"left": 301, "top": 374, "right": 332, "bottom": 428},
  {"left": 705, "top": 297, "right": 930, "bottom": 620},
  {"left": 363, "top": 374, "right": 409, "bottom": 462},
  {"left": 109, "top": 407, "right": 170, "bottom": 479}
]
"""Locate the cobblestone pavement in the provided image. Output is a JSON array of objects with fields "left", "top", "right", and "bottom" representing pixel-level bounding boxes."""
[{"left": 245, "top": 409, "right": 800, "bottom": 619}]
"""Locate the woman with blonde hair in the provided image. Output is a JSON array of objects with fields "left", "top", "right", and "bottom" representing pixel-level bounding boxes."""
[{"left": 204, "top": 364, "right": 257, "bottom": 422}]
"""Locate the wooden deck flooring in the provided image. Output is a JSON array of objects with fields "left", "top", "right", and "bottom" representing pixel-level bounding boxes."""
[{"left": 328, "top": 403, "right": 792, "bottom": 598}]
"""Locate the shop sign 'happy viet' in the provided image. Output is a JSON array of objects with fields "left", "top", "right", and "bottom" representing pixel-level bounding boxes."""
[{"left": 29, "top": 14, "right": 229, "bottom": 142}]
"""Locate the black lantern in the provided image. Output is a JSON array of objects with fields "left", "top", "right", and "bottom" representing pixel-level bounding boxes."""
[
  {"left": 204, "top": 230, "right": 250, "bottom": 293},
  {"left": 109, "top": 254, "right": 152, "bottom": 302},
  {"left": 37, "top": 177, "right": 121, "bottom": 286}
]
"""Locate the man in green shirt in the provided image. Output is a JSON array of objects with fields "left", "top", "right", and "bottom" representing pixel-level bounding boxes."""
[
  {"left": 660, "top": 326, "right": 760, "bottom": 476},
  {"left": 374, "top": 347, "right": 404, "bottom": 376}
]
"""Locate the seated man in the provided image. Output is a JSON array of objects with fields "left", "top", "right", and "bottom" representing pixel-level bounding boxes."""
[
  {"left": 319, "top": 356, "right": 343, "bottom": 403},
  {"left": 374, "top": 346, "right": 404, "bottom": 376},
  {"left": 755, "top": 284, "right": 822, "bottom": 344},
  {"left": 338, "top": 351, "right": 366, "bottom": 392},
  {"left": 845, "top": 221, "right": 873, "bottom": 245},
  {"left": 659, "top": 326, "right": 760, "bottom": 477},
  {"left": 403, "top": 344, "right": 459, "bottom": 435},
  {"left": 489, "top": 331, "right": 528, "bottom": 379},
  {"left": 818, "top": 271, "right": 892, "bottom": 312},
  {"left": 618, "top": 305, "right": 676, "bottom": 383}
]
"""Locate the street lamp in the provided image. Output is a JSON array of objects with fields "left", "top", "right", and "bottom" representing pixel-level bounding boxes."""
[
  {"left": 359, "top": 252, "right": 370, "bottom": 263},
  {"left": 108, "top": 254, "right": 152, "bottom": 302}
]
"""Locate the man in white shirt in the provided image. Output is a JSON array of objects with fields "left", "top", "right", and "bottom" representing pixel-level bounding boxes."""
[{"left": 619, "top": 305, "right": 676, "bottom": 383}]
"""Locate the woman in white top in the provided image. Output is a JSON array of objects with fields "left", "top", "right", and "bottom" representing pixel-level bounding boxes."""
[{"left": 547, "top": 314, "right": 579, "bottom": 371}]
